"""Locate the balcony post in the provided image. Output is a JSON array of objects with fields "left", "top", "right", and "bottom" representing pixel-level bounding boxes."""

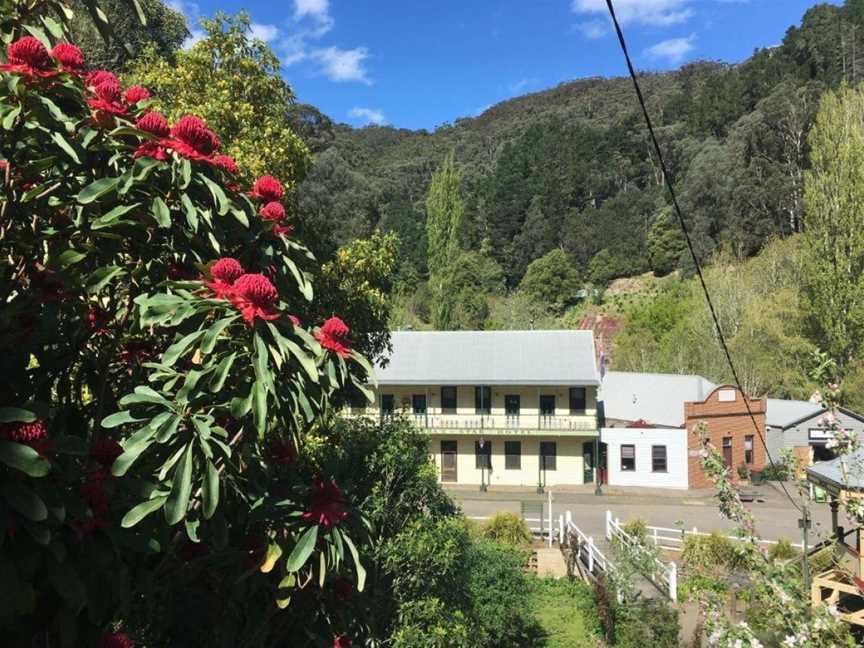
[{"left": 425, "top": 386, "right": 430, "bottom": 429}]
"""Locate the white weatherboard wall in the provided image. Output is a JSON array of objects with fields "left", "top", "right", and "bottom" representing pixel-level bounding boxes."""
[{"left": 601, "top": 427, "right": 688, "bottom": 489}]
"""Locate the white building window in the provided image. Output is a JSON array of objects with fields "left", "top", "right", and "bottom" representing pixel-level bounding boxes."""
[
  {"left": 621, "top": 445, "right": 635, "bottom": 471},
  {"left": 651, "top": 445, "right": 667, "bottom": 473}
]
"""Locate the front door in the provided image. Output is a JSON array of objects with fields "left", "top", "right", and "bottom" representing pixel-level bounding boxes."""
[
  {"left": 582, "top": 441, "right": 594, "bottom": 484},
  {"left": 441, "top": 440, "right": 457, "bottom": 482}
]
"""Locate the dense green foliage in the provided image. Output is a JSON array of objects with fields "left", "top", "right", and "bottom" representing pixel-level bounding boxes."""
[{"left": 479, "top": 511, "right": 532, "bottom": 546}]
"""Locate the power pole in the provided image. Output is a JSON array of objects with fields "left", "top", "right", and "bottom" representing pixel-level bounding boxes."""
[{"left": 800, "top": 507, "right": 812, "bottom": 591}]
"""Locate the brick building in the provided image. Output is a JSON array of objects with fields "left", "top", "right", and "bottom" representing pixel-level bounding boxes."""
[{"left": 684, "top": 385, "right": 766, "bottom": 488}]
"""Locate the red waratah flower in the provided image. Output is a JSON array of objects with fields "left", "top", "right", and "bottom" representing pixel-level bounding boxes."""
[
  {"left": 206, "top": 257, "right": 245, "bottom": 299},
  {"left": 0, "top": 420, "right": 47, "bottom": 444},
  {"left": 0, "top": 36, "right": 56, "bottom": 77},
  {"left": 85, "top": 69, "right": 118, "bottom": 90},
  {"left": 230, "top": 273, "right": 281, "bottom": 324},
  {"left": 124, "top": 85, "right": 151, "bottom": 106},
  {"left": 259, "top": 201, "right": 285, "bottom": 222},
  {"left": 315, "top": 317, "right": 352, "bottom": 358},
  {"left": 50, "top": 43, "right": 85, "bottom": 73},
  {"left": 136, "top": 111, "right": 170, "bottom": 137},
  {"left": 273, "top": 223, "right": 294, "bottom": 238},
  {"left": 250, "top": 175, "right": 284, "bottom": 202},
  {"left": 333, "top": 634, "right": 353, "bottom": 648},
  {"left": 98, "top": 632, "right": 135, "bottom": 648},
  {"left": 88, "top": 78, "right": 127, "bottom": 115},
  {"left": 91, "top": 438, "right": 123, "bottom": 468},
  {"left": 302, "top": 477, "right": 348, "bottom": 530},
  {"left": 212, "top": 154, "right": 238, "bottom": 175},
  {"left": 167, "top": 114, "right": 221, "bottom": 160}
]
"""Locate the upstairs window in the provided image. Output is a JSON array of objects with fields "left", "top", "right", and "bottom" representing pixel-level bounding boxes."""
[
  {"left": 380, "top": 394, "right": 394, "bottom": 415},
  {"left": 412, "top": 394, "right": 427, "bottom": 415},
  {"left": 441, "top": 386, "right": 457, "bottom": 414},
  {"left": 474, "top": 386, "right": 491, "bottom": 415},
  {"left": 539, "top": 395, "right": 556, "bottom": 416},
  {"left": 569, "top": 387, "right": 587, "bottom": 414},
  {"left": 621, "top": 445, "right": 636, "bottom": 471},
  {"left": 505, "top": 394, "right": 521, "bottom": 416}
]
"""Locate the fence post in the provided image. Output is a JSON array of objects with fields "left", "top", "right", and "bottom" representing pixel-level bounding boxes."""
[
  {"left": 605, "top": 510, "right": 612, "bottom": 540},
  {"left": 653, "top": 526, "right": 658, "bottom": 546},
  {"left": 668, "top": 561, "right": 678, "bottom": 602},
  {"left": 588, "top": 536, "right": 595, "bottom": 572},
  {"left": 566, "top": 510, "right": 572, "bottom": 527},
  {"left": 559, "top": 514, "right": 564, "bottom": 546},
  {"left": 548, "top": 490, "right": 553, "bottom": 548}
]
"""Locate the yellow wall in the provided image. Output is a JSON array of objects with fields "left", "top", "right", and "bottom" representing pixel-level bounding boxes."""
[
  {"left": 358, "top": 384, "right": 598, "bottom": 418},
  {"left": 429, "top": 434, "right": 591, "bottom": 487}
]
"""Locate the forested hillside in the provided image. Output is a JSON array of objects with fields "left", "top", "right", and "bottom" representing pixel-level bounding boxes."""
[{"left": 296, "top": 0, "right": 864, "bottom": 330}]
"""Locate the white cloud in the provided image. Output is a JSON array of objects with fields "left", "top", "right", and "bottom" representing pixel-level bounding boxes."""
[
  {"left": 644, "top": 34, "right": 695, "bottom": 63},
  {"left": 277, "top": 0, "right": 370, "bottom": 83},
  {"left": 312, "top": 47, "right": 371, "bottom": 83},
  {"left": 249, "top": 23, "right": 279, "bottom": 43},
  {"left": 575, "top": 20, "right": 608, "bottom": 39},
  {"left": 166, "top": 0, "right": 204, "bottom": 49},
  {"left": 571, "top": 0, "right": 692, "bottom": 27},
  {"left": 349, "top": 107, "right": 386, "bottom": 126}
]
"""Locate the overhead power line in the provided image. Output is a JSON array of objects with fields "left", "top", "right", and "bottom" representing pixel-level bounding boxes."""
[{"left": 603, "top": 0, "right": 804, "bottom": 515}]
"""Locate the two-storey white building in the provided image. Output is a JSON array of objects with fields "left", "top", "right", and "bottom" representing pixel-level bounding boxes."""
[{"left": 354, "top": 330, "right": 601, "bottom": 488}]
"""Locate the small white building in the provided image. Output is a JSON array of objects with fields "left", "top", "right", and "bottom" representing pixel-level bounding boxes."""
[{"left": 601, "top": 423, "right": 689, "bottom": 489}]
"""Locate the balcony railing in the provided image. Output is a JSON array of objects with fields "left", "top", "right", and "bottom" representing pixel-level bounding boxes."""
[{"left": 346, "top": 411, "right": 596, "bottom": 432}]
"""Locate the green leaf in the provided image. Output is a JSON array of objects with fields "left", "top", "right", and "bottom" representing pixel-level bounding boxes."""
[
  {"left": 118, "top": 386, "right": 172, "bottom": 408},
  {"left": 91, "top": 203, "right": 140, "bottom": 230},
  {"left": 0, "top": 407, "right": 36, "bottom": 423},
  {"left": 0, "top": 441, "right": 51, "bottom": 477},
  {"left": 267, "top": 323, "right": 319, "bottom": 383},
  {"left": 251, "top": 380, "right": 268, "bottom": 439},
  {"left": 164, "top": 444, "right": 193, "bottom": 526},
  {"left": 51, "top": 132, "right": 80, "bottom": 163},
  {"left": 231, "top": 390, "right": 253, "bottom": 419},
  {"left": 202, "top": 458, "right": 219, "bottom": 519},
  {"left": 231, "top": 208, "right": 249, "bottom": 228},
  {"left": 121, "top": 496, "right": 168, "bottom": 528},
  {"left": 201, "top": 315, "right": 238, "bottom": 354},
  {"left": 199, "top": 174, "right": 229, "bottom": 215},
  {"left": 40, "top": 15, "right": 65, "bottom": 39},
  {"left": 101, "top": 410, "right": 144, "bottom": 429},
  {"left": 85, "top": 265, "right": 125, "bottom": 293},
  {"left": 163, "top": 330, "right": 206, "bottom": 367},
  {"left": 285, "top": 525, "right": 318, "bottom": 572},
  {"left": 77, "top": 177, "right": 120, "bottom": 204},
  {"left": 2, "top": 482, "right": 47, "bottom": 521},
  {"left": 112, "top": 414, "right": 170, "bottom": 477},
  {"left": 209, "top": 352, "right": 236, "bottom": 393},
  {"left": 57, "top": 249, "right": 87, "bottom": 269},
  {"left": 342, "top": 532, "right": 366, "bottom": 592},
  {"left": 2, "top": 106, "right": 21, "bottom": 130},
  {"left": 260, "top": 542, "right": 283, "bottom": 573},
  {"left": 151, "top": 196, "right": 171, "bottom": 228},
  {"left": 181, "top": 194, "right": 198, "bottom": 232}
]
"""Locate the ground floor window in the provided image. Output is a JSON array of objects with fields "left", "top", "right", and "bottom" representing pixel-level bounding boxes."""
[
  {"left": 505, "top": 441, "right": 521, "bottom": 469},
  {"left": 651, "top": 445, "right": 667, "bottom": 473},
  {"left": 540, "top": 441, "right": 557, "bottom": 470},
  {"left": 722, "top": 437, "right": 733, "bottom": 468},
  {"left": 475, "top": 440, "right": 492, "bottom": 469},
  {"left": 744, "top": 435, "right": 754, "bottom": 464},
  {"left": 621, "top": 444, "right": 635, "bottom": 471}
]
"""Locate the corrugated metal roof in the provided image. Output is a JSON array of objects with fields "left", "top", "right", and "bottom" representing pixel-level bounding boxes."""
[
  {"left": 765, "top": 398, "right": 824, "bottom": 429},
  {"left": 375, "top": 330, "right": 599, "bottom": 385},
  {"left": 599, "top": 371, "right": 716, "bottom": 427},
  {"left": 807, "top": 448, "right": 864, "bottom": 491}
]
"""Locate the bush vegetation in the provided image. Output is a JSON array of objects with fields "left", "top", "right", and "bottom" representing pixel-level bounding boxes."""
[{"left": 481, "top": 511, "right": 533, "bottom": 546}]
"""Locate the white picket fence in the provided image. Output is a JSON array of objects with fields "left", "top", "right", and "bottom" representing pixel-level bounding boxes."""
[
  {"left": 621, "top": 514, "right": 804, "bottom": 552},
  {"left": 560, "top": 511, "right": 618, "bottom": 582},
  {"left": 605, "top": 511, "right": 677, "bottom": 602}
]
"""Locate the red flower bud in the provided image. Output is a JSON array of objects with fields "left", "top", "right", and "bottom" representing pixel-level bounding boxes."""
[
  {"left": 259, "top": 201, "right": 285, "bottom": 222},
  {"left": 51, "top": 43, "right": 85, "bottom": 72},
  {"left": 212, "top": 154, "right": 239, "bottom": 175},
  {"left": 124, "top": 85, "right": 151, "bottom": 105},
  {"left": 250, "top": 175, "right": 284, "bottom": 202}
]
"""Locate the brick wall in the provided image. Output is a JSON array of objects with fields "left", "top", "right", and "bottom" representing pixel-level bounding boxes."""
[{"left": 685, "top": 385, "right": 766, "bottom": 489}]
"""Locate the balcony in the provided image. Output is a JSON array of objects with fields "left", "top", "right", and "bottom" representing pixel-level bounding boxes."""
[{"left": 344, "top": 411, "right": 598, "bottom": 436}]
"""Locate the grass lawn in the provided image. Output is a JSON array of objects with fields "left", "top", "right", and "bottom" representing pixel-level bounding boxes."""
[{"left": 528, "top": 577, "right": 605, "bottom": 648}]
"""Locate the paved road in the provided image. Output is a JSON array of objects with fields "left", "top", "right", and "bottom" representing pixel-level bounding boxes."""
[{"left": 449, "top": 483, "right": 843, "bottom": 548}]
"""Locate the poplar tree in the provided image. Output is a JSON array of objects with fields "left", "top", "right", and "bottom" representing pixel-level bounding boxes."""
[
  {"left": 803, "top": 83, "right": 864, "bottom": 367},
  {"left": 425, "top": 152, "right": 465, "bottom": 328}
]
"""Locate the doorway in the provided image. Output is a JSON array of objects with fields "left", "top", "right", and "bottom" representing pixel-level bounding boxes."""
[
  {"left": 583, "top": 441, "right": 595, "bottom": 483},
  {"left": 441, "top": 440, "right": 457, "bottom": 482}
]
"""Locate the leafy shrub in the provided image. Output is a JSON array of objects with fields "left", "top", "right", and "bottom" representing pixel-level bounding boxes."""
[
  {"left": 0, "top": 13, "right": 372, "bottom": 646},
  {"left": 768, "top": 538, "right": 800, "bottom": 562},
  {"left": 481, "top": 511, "right": 532, "bottom": 546},
  {"left": 615, "top": 598, "right": 680, "bottom": 648},
  {"left": 391, "top": 598, "right": 473, "bottom": 648},
  {"left": 621, "top": 518, "right": 648, "bottom": 544},
  {"left": 809, "top": 544, "right": 838, "bottom": 575},
  {"left": 760, "top": 461, "right": 792, "bottom": 481},
  {"left": 466, "top": 539, "right": 541, "bottom": 648},
  {"left": 737, "top": 463, "right": 751, "bottom": 481},
  {"left": 681, "top": 532, "right": 744, "bottom": 573}
]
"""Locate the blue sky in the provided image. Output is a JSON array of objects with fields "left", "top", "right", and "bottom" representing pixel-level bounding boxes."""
[{"left": 170, "top": 0, "right": 839, "bottom": 131}]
